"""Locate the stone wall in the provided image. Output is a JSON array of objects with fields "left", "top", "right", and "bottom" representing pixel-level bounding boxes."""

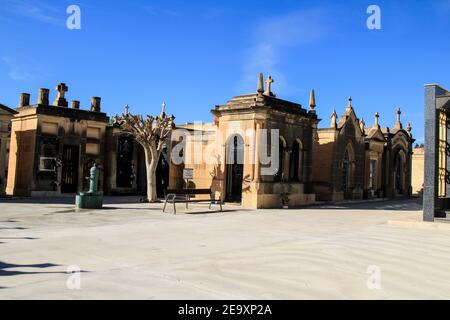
[{"left": 412, "top": 147, "right": 424, "bottom": 195}]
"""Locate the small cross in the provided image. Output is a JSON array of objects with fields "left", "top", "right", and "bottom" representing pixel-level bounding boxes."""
[
  {"left": 264, "top": 76, "right": 274, "bottom": 96},
  {"left": 125, "top": 104, "right": 130, "bottom": 115},
  {"left": 56, "top": 83, "right": 68, "bottom": 99}
]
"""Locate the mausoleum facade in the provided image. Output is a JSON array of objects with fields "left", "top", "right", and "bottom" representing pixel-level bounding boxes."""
[{"left": 1, "top": 77, "right": 415, "bottom": 209}]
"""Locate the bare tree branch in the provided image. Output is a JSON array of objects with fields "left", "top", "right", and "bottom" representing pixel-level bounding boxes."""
[{"left": 114, "top": 111, "right": 175, "bottom": 202}]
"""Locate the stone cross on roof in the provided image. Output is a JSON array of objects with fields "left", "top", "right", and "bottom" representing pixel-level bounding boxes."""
[
  {"left": 124, "top": 104, "right": 130, "bottom": 115},
  {"left": 56, "top": 83, "right": 68, "bottom": 99},
  {"left": 54, "top": 83, "right": 69, "bottom": 107},
  {"left": 264, "top": 76, "right": 274, "bottom": 96}
]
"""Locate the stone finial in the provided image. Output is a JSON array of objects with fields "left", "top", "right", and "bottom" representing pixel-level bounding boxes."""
[
  {"left": 91, "top": 97, "right": 101, "bottom": 112},
  {"left": 330, "top": 109, "right": 337, "bottom": 128},
  {"left": 374, "top": 112, "right": 380, "bottom": 128},
  {"left": 346, "top": 96, "right": 353, "bottom": 113},
  {"left": 257, "top": 73, "right": 264, "bottom": 94},
  {"left": 71, "top": 100, "right": 80, "bottom": 109},
  {"left": 38, "top": 88, "right": 50, "bottom": 105},
  {"left": 124, "top": 104, "right": 130, "bottom": 115},
  {"left": 264, "top": 76, "right": 274, "bottom": 96},
  {"left": 407, "top": 122, "right": 412, "bottom": 136},
  {"left": 395, "top": 107, "right": 403, "bottom": 129},
  {"left": 161, "top": 101, "right": 166, "bottom": 117},
  {"left": 360, "top": 118, "right": 365, "bottom": 134},
  {"left": 309, "top": 89, "right": 316, "bottom": 113},
  {"left": 19, "top": 93, "right": 30, "bottom": 108},
  {"left": 54, "top": 83, "right": 69, "bottom": 107}
]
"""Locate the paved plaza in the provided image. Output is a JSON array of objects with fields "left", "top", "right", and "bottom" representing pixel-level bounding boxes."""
[{"left": 0, "top": 197, "right": 449, "bottom": 299}]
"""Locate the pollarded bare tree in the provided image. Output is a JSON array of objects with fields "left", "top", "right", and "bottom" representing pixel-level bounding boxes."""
[{"left": 115, "top": 103, "right": 175, "bottom": 202}]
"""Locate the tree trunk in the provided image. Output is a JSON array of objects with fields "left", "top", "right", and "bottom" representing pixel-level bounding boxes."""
[{"left": 144, "top": 146, "right": 160, "bottom": 202}]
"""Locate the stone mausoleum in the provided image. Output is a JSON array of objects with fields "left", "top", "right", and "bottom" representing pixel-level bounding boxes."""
[
  {"left": 6, "top": 84, "right": 109, "bottom": 197},
  {"left": 0, "top": 76, "right": 415, "bottom": 209}
]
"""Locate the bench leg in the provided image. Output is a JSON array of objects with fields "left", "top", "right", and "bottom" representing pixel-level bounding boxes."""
[
  {"left": 219, "top": 201, "right": 223, "bottom": 212},
  {"left": 173, "top": 202, "right": 176, "bottom": 215},
  {"left": 163, "top": 200, "right": 168, "bottom": 213}
]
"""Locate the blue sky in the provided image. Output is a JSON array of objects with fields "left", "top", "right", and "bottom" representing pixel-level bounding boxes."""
[{"left": 1, "top": 0, "right": 450, "bottom": 144}]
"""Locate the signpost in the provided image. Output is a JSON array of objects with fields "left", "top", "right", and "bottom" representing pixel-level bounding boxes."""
[
  {"left": 182, "top": 169, "right": 194, "bottom": 209},
  {"left": 183, "top": 168, "right": 194, "bottom": 180}
]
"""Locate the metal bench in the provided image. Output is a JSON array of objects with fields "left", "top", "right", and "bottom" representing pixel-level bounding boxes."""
[{"left": 163, "top": 189, "right": 222, "bottom": 214}]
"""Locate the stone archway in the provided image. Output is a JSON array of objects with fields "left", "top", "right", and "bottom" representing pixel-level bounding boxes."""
[{"left": 394, "top": 149, "right": 407, "bottom": 195}]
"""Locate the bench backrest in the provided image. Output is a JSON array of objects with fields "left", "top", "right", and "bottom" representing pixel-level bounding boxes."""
[{"left": 166, "top": 189, "right": 211, "bottom": 196}]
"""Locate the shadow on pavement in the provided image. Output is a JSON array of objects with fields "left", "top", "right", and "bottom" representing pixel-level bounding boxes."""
[
  {"left": 0, "top": 261, "right": 64, "bottom": 277},
  {"left": 0, "top": 261, "right": 88, "bottom": 277},
  {"left": 0, "top": 237, "right": 39, "bottom": 240},
  {"left": 0, "top": 196, "right": 145, "bottom": 205},
  {"left": 307, "top": 198, "right": 423, "bottom": 212}
]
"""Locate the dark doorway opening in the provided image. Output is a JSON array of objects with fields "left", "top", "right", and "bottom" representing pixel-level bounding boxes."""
[
  {"left": 225, "top": 135, "right": 244, "bottom": 203},
  {"left": 61, "top": 145, "right": 79, "bottom": 193},
  {"left": 156, "top": 147, "right": 170, "bottom": 198},
  {"left": 116, "top": 135, "right": 134, "bottom": 188},
  {"left": 395, "top": 151, "right": 405, "bottom": 195}
]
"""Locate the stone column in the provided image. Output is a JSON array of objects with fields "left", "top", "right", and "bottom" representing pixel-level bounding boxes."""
[
  {"left": 91, "top": 97, "right": 101, "bottom": 112},
  {"left": 424, "top": 84, "right": 447, "bottom": 222},
  {"left": 283, "top": 150, "right": 291, "bottom": 182},
  {"left": 254, "top": 122, "right": 262, "bottom": 183},
  {"left": 38, "top": 88, "right": 50, "bottom": 105},
  {"left": 71, "top": 100, "right": 80, "bottom": 109},
  {"left": 19, "top": 93, "right": 30, "bottom": 108},
  {"left": 0, "top": 135, "right": 6, "bottom": 195}
]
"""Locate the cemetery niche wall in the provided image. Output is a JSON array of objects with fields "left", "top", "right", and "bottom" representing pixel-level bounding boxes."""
[{"left": 424, "top": 84, "right": 450, "bottom": 221}]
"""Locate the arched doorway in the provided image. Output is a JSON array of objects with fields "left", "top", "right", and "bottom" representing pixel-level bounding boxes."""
[
  {"left": 394, "top": 150, "right": 406, "bottom": 195},
  {"left": 225, "top": 135, "right": 244, "bottom": 202},
  {"left": 274, "top": 137, "right": 286, "bottom": 182},
  {"left": 289, "top": 139, "right": 303, "bottom": 182},
  {"left": 342, "top": 144, "right": 355, "bottom": 198}
]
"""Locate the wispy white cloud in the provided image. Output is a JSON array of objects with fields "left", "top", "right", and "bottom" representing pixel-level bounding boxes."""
[
  {"left": 2, "top": 0, "right": 64, "bottom": 27},
  {"left": 1, "top": 56, "right": 46, "bottom": 81},
  {"left": 142, "top": 5, "right": 182, "bottom": 18},
  {"left": 240, "top": 9, "right": 331, "bottom": 94}
]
